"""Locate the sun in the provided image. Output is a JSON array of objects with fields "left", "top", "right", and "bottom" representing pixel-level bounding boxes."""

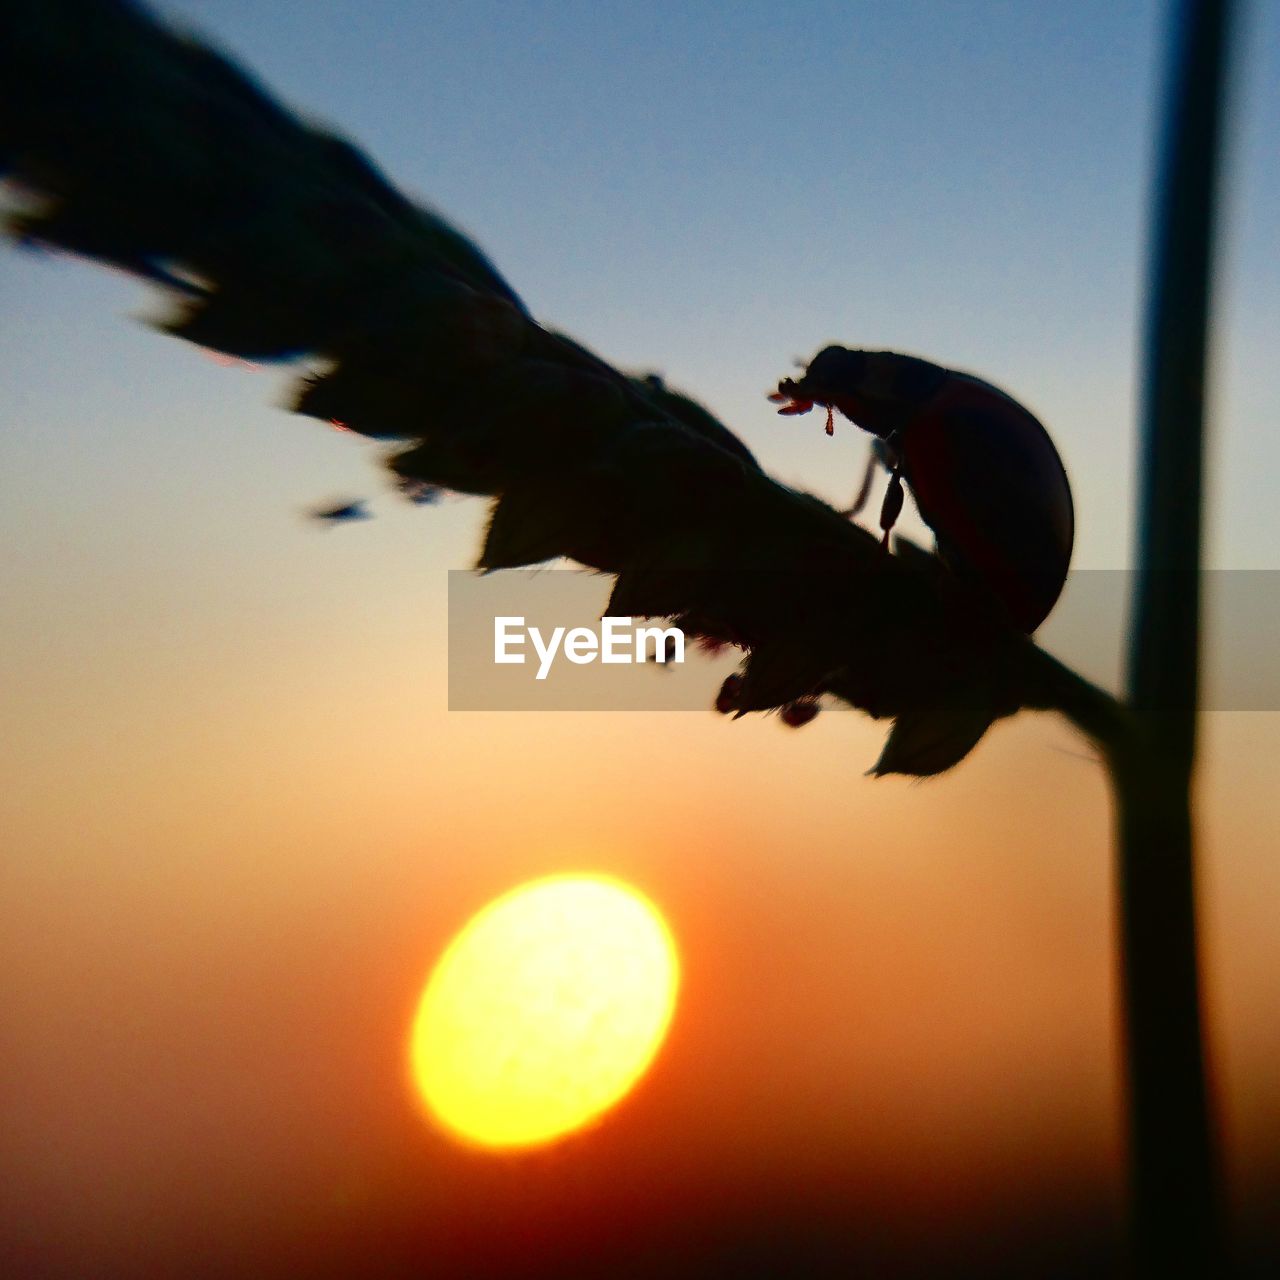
[{"left": 409, "top": 874, "right": 680, "bottom": 1150}]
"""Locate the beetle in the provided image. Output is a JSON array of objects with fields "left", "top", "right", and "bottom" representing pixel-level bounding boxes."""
[{"left": 770, "top": 347, "right": 1074, "bottom": 633}]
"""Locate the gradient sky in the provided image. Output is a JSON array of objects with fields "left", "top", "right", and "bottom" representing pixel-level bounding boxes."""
[{"left": 2, "top": 2, "right": 1278, "bottom": 1275}]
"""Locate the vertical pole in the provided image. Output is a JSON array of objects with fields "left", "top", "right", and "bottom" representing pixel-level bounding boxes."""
[{"left": 1120, "top": 0, "right": 1234, "bottom": 1273}]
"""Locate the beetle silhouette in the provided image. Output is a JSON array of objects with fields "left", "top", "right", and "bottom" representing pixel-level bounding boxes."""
[{"left": 772, "top": 347, "right": 1074, "bottom": 633}]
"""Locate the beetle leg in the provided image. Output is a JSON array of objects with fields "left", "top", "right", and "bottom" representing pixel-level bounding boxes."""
[
  {"left": 841, "top": 445, "right": 880, "bottom": 518},
  {"left": 875, "top": 434, "right": 901, "bottom": 470},
  {"left": 879, "top": 464, "right": 905, "bottom": 550}
]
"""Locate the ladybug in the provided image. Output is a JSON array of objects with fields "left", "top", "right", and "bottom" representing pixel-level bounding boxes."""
[{"left": 770, "top": 347, "right": 1074, "bottom": 633}]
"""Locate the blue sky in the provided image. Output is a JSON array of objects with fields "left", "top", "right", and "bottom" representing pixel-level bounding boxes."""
[
  {"left": 155, "top": 0, "right": 1278, "bottom": 568},
  {"left": 5, "top": 0, "right": 1276, "bottom": 574}
]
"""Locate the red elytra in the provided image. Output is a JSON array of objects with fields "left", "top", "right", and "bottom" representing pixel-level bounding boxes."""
[{"left": 773, "top": 348, "right": 1074, "bottom": 634}]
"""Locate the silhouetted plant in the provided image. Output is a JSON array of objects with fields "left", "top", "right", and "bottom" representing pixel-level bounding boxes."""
[{"left": 0, "top": 0, "right": 1233, "bottom": 1273}]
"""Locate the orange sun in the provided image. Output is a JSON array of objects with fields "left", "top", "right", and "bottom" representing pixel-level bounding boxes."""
[{"left": 409, "top": 874, "right": 680, "bottom": 1149}]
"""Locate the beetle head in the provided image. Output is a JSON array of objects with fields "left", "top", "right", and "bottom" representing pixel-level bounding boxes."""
[{"left": 780, "top": 347, "right": 947, "bottom": 438}]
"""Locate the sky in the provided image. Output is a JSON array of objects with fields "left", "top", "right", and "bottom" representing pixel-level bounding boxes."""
[{"left": 1, "top": 1, "right": 1278, "bottom": 1275}]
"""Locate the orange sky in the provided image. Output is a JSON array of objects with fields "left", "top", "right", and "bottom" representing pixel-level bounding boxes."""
[{"left": 2, "top": 581, "right": 1277, "bottom": 1273}]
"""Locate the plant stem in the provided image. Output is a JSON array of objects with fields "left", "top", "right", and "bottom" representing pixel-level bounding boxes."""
[{"left": 1120, "top": 0, "right": 1234, "bottom": 1271}]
